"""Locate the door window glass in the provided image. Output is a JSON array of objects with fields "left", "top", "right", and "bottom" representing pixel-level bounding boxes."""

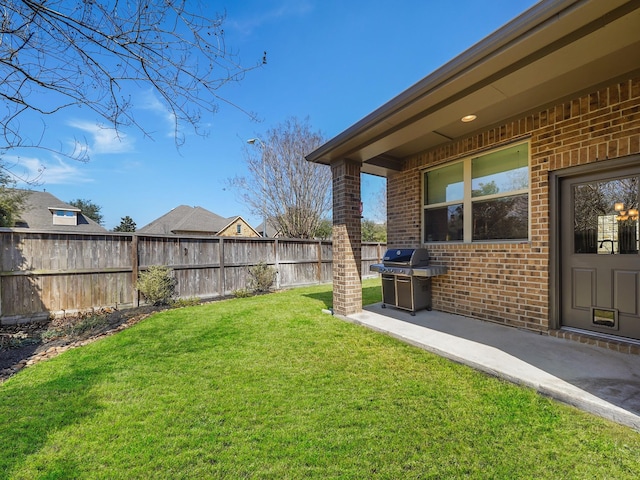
[{"left": 573, "top": 176, "right": 639, "bottom": 254}]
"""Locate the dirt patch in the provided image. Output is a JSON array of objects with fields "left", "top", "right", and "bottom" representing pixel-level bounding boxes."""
[{"left": 0, "top": 305, "right": 169, "bottom": 383}]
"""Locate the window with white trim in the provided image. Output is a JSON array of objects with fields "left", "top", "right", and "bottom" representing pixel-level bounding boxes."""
[
  {"left": 423, "top": 142, "right": 530, "bottom": 242},
  {"left": 55, "top": 210, "right": 75, "bottom": 217}
]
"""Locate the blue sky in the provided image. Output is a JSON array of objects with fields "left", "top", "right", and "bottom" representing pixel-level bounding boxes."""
[{"left": 10, "top": 0, "right": 539, "bottom": 230}]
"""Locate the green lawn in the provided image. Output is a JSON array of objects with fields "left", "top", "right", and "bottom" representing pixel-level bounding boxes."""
[{"left": 1, "top": 279, "right": 639, "bottom": 479}]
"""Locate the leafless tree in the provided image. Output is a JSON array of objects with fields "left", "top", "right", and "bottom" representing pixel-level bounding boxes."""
[
  {"left": 230, "top": 117, "right": 331, "bottom": 239},
  {"left": 0, "top": 0, "right": 264, "bottom": 177},
  {"left": 574, "top": 177, "right": 639, "bottom": 230},
  {"left": 373, "top": 181, "right": 387, "bottom": 221}
]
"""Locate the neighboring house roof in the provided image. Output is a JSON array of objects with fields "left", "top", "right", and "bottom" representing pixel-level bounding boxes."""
[
  {"left": 12, "top": 190, "right": 108, "bottom": 233},
  {"left": 306, "top": 0, "right": 640, "bottom": 176},
  {"left": 138, "top": 205, "right": 260, "bottom": 236},
  {"left": 255, "top": 220, "right": 280, "bottom": 238}
]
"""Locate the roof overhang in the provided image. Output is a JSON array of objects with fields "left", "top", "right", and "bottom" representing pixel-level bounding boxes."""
[
  {"left": 48, "top": 206, "right": 81, "bottom": 213},
  {"left": 306, "top": 0, "right": 640, "bottom": 177}
]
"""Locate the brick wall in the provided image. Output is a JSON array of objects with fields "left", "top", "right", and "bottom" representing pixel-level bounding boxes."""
[
  {"left": 331, "top": 159, "right": 362, "bottom": 316},
  {"left": 388, "top": 75, "right": 640, "bottom": 332}
]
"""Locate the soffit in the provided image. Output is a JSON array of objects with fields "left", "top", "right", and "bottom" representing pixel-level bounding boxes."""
[{"left": 306, "top": 0, "right": 640, "bottom": 177}]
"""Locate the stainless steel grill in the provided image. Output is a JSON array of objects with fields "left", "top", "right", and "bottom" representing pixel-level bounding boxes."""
[{"left": 370, "top": 248, "right": 447, "bottom": 315}]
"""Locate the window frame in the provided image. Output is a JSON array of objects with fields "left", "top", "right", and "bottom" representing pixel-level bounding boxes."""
[
  {"left": 422, "top": 141, "right": 531, "bottom": 244},
  {"left": 55, "top": 210, "right": 75, "bottom": 217}
]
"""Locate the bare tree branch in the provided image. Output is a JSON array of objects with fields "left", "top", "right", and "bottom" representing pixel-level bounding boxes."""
[
  {"left": 229, "top": 117, "right": 331, "bottom": 239},
  {"left": 0, "top": 0, "right": 264, "bottom": 170}
]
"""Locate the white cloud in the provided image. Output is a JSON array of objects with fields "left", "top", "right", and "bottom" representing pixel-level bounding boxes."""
[
  {"left": 5, "top": 155, "right": 93, "bottom": 186},
  {"left": 230, "top": 1, "right": 313, "bottom": 35},
  {"left": 68, "top": 120, "right": 135, "bottom": 155},
  {"left": 137, "top": 89, "right": 177, "bottom": 138}
]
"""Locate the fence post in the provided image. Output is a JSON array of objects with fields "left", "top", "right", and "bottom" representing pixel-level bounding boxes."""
[
  {"left": 317, "top": 240, "right": 322, "bottom": 284},
  {"left": 218, "top": 237, "right": 225, "bottom": 297},
  {"left": 0, "top": 233, "right": 3, "bottom": 318},
  {"left": 132, "top": 234, "right": 139, "bottom": 307},
  {"left": 274, "top": 238, "right": 280, "bottom": 289}
]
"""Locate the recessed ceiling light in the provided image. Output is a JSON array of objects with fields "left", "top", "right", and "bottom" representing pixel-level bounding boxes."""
[{"left": 461, "top": 114, "right": 477, "bottom": 123}]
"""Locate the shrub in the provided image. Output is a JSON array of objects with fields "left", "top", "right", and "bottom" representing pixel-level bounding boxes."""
[
  {"left": 136, "top": 265, "right": 177, "bottom": 305},
  {"left": 248, "top": 262, "right": 277, "bottom": 293},
  {"left": 172, "top": 297, "right": 200, "bottom": 308},
  {"left": 233, "top": 288, "right": 251, "bottom": 298},
  {"left": 41, "top": 315, "right": 108, "bottom": 341}
]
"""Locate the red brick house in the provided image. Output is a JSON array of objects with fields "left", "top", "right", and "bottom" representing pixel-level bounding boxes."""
[{"left": 307, "top": 0, "right": 640, "bottom": 349}]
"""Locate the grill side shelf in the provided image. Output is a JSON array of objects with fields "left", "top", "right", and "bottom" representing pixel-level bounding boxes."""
[
  {"left": 411, "top": 266, "right": 448, "bottom": 277},
  {"left": 369, "top": 264, "right": 448, "bottom": 277}
]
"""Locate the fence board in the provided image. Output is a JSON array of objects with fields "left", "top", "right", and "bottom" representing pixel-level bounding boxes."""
[{"left": 0, "top": 229, "right": 383, "bottom": 323}]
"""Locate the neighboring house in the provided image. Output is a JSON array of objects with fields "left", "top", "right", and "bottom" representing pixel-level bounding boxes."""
[
  {"left": 11, "top": 190, "right": 107, "bottom": 233},
  {"left": 255, "top": 220, "right": 281, "bottom": 239},
  {"left": 138, "top": 205, "right": 261, "bottom": 237},
  {"left": 307, "top": 0, "right": 640, "bottom": 348}
]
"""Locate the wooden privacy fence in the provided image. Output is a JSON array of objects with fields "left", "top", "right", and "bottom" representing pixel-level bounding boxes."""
[{"left": 0, "top": 229, "right": 384, "bottom": 324}]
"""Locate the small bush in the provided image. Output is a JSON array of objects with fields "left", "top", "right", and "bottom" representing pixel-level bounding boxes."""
[
  {"left": 248, "top": 262, "right": 277, "bottom": 293},
  {"left": 172, "top": 297, "right": 200, "bottom": 308},
  {"left": 137, "top": 265, "right": 177, "bottom": 306},
  {"left": 233, "top": 288, "right": 251, "bottom": 298},
  {"left": 41, "top": 315, "right": 109, "bottom": 341},
  {"left": 1, "top": 331, "right": 39, "bottom": 349}
]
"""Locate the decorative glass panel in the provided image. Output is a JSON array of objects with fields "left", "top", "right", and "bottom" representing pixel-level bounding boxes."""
[
  {"left": 472, "top": 144, "right": 528, "bottom": 197},
  {"left": 425, "top": 162, "right": 463, "bottom": 205},
  {"left": 424, "top": 204, "right": 463, "bottom": 242},
  {"left": 573, "top": 177, "right": 639, "bottom": 254},
  {"left": 472, "top": 194, "right": 528, "bottom": 240}
]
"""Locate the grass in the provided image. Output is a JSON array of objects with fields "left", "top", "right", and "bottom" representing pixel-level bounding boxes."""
[{"left": 1, "top": 278, "right": 639, "bottom": 479}]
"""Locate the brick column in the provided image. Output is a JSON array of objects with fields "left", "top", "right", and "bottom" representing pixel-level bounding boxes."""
[{"left": 331, "top": 158, "right": 362, "bottom": 316}]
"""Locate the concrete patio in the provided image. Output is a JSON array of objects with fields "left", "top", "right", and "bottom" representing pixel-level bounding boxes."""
[{"left": 345, "top": 304, "right": 640, "bottom": 432}]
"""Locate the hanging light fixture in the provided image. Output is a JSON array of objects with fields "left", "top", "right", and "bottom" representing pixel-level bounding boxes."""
[{"left": 614, "top": 203, "right": 639, "bottom": 221}]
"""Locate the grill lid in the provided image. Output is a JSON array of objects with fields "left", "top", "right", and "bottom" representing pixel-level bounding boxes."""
[{"left": 382, "top": 248, "right": 429, "bottom": 266}]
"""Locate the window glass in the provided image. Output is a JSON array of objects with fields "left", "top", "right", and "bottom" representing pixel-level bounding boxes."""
[
  {"left": 425, "top": 162, "right": 463, "bottom": 205},
  {"left": 422, "top": 141, "right": 530, "bottom": 243},
  {"left": 472, "top": 194, "right": 528, "bottom": 240},
  {"left": 573, "top": 177, "right": 639, "bottom": 254},
  {"left": 424, "top": 204, "right": 463, "bottom": 242},
  {"left": 472, "top": 144, "right": 528, "bottom": 197}
]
